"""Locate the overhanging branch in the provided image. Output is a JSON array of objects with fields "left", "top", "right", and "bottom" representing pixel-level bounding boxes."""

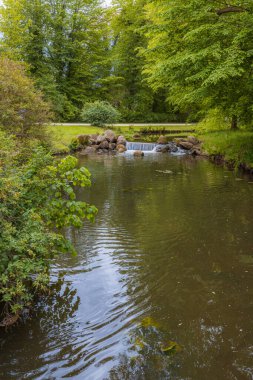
[{"left": 216, "top": 6, "right": 247, "bottom": 15}]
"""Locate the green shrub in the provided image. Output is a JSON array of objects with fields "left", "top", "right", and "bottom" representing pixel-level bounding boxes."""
[
  {"left": 0, "top": 58, "right": 52, "bottom": 140},
  {"left": 81, "top": 101, "right": 121, "bottom": 127},
  {"left": 69, "top": 137, "right": 81, "bottom": 152},
  {"left": 0, "top": 131, "right": 97, "bottom": 320}
]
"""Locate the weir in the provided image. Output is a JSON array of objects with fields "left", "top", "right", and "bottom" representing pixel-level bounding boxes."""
[{"left": 126, "top": 141, "right": 157, "bottom": 151}]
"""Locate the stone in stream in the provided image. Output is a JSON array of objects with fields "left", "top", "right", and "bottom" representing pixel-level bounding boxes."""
[
  {"left": 116, "top": 144, "right": 127, "bottom": 152},
  {"left": 133, "top": 150, "right": 144, "bottom": 157},
  {"left": 118, "top": 147, "right": 126, "bottom": 153},
  {"left": 117, "top": 135, "right": 127, "bottom": 146},
  {"left": 104, "top": 129, "right": 117, "bottom": 143},
  {"left": 77, "top": 134, "right": 90, "bottom": 145},
  {"left": 156, "top": 142, "right": 178, "bottom": 153},
  {"left": 109, "top": 142, "right": 116, "bottom": 150},
  {"left": 98, "top": 140, "right": 109, "bottom": 149},
  {"left": 178, "top": 141, "right": 193, "bottom": 150},
  {"left": 191, "top": 147, "right": 202, "bottom": 156},
  {"left": 97, "top": 134, "right": 107, "bottom": 144},
  {"left": 89, "top": 134, "right": 98, "bottom": 144},
  {"left": 157, "top": 135, "right": 168, "bottom": 145},
  {"left": 187, "top": 135, "right": 199, "bottom": 145}
]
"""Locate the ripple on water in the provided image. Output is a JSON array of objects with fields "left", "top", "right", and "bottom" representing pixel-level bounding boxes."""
[{"left": 1, "top": 155, "right": 253, "bottom": 379}]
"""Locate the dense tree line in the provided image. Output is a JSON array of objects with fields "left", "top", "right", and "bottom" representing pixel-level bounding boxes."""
[{"left": 0, "top": 0, "right": 252, "bottom": 124}]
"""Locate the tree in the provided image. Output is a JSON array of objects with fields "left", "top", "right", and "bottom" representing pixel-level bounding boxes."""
[
  {"left": 0, "top": 0, "right": 111, "bottom": 121},
  {"left": 142, "top": 0, "right": 253, "bottom": 128},
  {"left": 102, "top": 0, "right": 177, "bottom": 122},
  {"left": 0, "top": 57, "right": 51, "bottom": 139}
]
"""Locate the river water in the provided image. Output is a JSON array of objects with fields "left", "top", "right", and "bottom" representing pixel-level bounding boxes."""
[{"left": 1, "top": 153, "right": 253, "bottom": 380}]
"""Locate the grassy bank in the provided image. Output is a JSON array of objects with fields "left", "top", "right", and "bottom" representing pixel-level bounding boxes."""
[
  {"left": 48, "top": 124, "right": 195, "bottom": 152},
  {"left": 199, "top": 130, "right": 253, "bottom": 169},
  {"left": 48, "top": 125, "right": 104, "bottom": 152}
]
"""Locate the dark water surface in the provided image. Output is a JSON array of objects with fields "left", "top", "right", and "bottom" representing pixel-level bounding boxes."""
[{"left": 1, "top": 154, "right": 253, "bottom": 380}]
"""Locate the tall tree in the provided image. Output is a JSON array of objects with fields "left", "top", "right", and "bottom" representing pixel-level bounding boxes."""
[
  {"left": 142, "top": 0, "right": 253, "bottom": 128},
  {"left": 104, "top": 0, "right": 174, "bottom": 122},
  {"left": 0, "top": 0, "right": 110, "bottom": 120}
]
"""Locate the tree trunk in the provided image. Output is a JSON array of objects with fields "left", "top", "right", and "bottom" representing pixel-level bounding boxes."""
[{"left": 231, "top": 115, "right": 238, "bottom": 130}]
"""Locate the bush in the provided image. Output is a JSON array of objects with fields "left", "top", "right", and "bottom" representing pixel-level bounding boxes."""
[
  {"left": 81, "top": 101, "right": 121, "bottom": 127},
  {"left": 0, "top": 131, "right": 97, "bottom": 321},
  {"left": 0, "top": 57, "right": 52, "bottom": 140}
]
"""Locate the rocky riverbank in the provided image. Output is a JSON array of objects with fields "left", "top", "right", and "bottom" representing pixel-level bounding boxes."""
[{"left": 73, "top": 130, "right": 204, "bottom": 157}]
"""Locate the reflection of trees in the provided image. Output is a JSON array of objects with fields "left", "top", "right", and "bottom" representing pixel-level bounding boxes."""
[
  {"left": 0, "top": 276, "right": 80, "bottom": 379},
  {"left": 77, "top": 154, "right": 253, "bottom": 379},
  {"left": 39, "top": 276, "right": 80, "bottom": 326},
  {"left": 105, "top": 320, "right": 181, "bottom": 380}
]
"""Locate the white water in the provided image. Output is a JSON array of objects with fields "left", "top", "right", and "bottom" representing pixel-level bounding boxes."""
[{"left": 126, "top": 142, "right": 157, "bottom": 152}]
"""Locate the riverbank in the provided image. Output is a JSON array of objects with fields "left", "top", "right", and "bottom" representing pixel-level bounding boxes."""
[
  {"left": 199, "top": 130, "right": 253, "bottom": 173},
  {"left": 49, "top": 124, "right": 253, "bottom": 174},
  {"left": 48, "top": 124, "right": 196, "bottom": 153}
]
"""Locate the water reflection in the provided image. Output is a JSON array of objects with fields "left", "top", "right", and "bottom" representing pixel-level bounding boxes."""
[{"left": 0, "top": 154, "right": 253, "bottom": 379}]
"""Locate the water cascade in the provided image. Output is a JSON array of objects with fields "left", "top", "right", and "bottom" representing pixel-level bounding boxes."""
[{"left": 126, "top": 142, "right": 157, "bottom": 152}]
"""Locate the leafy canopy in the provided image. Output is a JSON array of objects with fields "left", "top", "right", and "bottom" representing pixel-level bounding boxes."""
[{"left": 142, "top": 0, "right": 253, "bottom": 127}]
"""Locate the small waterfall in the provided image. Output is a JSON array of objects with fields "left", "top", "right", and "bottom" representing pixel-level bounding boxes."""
[{"left": 126, "top": 142, "right": 157, "bottom": 152}]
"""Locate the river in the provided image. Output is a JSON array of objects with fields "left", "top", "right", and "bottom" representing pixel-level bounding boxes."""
[{"left": 1, "top": 153, "right": 253, "bottom": 379}]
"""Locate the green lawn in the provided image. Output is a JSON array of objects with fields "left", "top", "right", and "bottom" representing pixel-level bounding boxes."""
[
  {"left": 48, "top": 125, "right": 104, "bottom": 152},
  {"left": 199, "top": 130, "right": 253, "bottom": 168}
]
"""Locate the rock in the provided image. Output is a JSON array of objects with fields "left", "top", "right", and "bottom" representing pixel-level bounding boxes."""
[
  {"left": 118, "top": 147, "right": 126, "bottom": 153},
  {"left": 133, "top": 150, "right": 144, "bottom": 157},
  {"left": 167, "top": 142, "right": 178, "bottom": 153},
  {"left": 99, "top": 140, "right": 109, "bottom": 149},
  {"left": 109, "top": 142, "right": 116, "bottom": 150},
  {"left": 117, "top": 135, "right": 126, "bottom": 145},
  {"left": 179, "top": 141, "right": 193, "bottom": 150},
  {"left": 187, "top": 135, "right": 199, "bottom": 145},
  {"left": 77, "top": 134, "right": 90, "bottom": 145},
  {"left": 79, "top": 146, "right": 96, "bottom": 155},
  {"left": 116, "top": 144, "right": 127, "bottom": 152},
  {"left": 156, "top": 144, "right": 170, "bottom": 153},
  {"left": 191, "top": 148, "right": 202, "bottom": 156},
  {"left": 109, "top": 143, "right": 116, "bottom": 150},
  {"left": 174, "top": 138, "right": 187, "bottom": 146},
  {"left": 89, "top": 134, "right": 98, "bottom": 144},
  {"left": 104, "top": 129, "right": 117, "bottom": 143},
  {"left": 156, "top": 142, "right": 178, "bottom": 153},
  {"left": 97, "top": 134, "right": 107, "bottom": 144},
  {"left": 133, "top": 133, "right": 141, "bottom": 139},
  {"left": 157, "top": 135, "right": 168, "bottom": 144}
]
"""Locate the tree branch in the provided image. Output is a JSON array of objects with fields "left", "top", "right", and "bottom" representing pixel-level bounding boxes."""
[{"left": 216, "top": 6, "right": 247, "bottom": 15}]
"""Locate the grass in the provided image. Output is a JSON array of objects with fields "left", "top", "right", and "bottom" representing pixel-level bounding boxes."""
[
  {"left": 48, "top": 124, "right": 253, "bottom": 169},
  {"left": 48, "top": 125, "right": 104, "bottom": 152},
  {"left": 199, "top": 130, "right": 253, "bottom": 168},
  {"left": 48, "top": 124, "right": 196, "bottom": 152}
]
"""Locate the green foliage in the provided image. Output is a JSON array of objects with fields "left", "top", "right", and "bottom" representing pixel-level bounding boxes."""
[
  {"left": 106, "top": 0, "right": 176, "bottom": 122},
  {"left": 198, "top": 109, "right": 230, "bottom": 133},
  {"left": 81, "top": 101, "right": 121, "bottom": 127},
  {"left": 0, "top": 131, "right": 97, "bottom": 316},
  {"left": 0, "top": 0, "right": 111, "bottom": 121},
  {"left": 0, "top": 57, "right": 51, "bottom": 139},
  {"left": 142, "top": 0, "right": 253, "bottom": 128},
  {"left": 69, "top": 138, "right": 81, "bottom": 152}
]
